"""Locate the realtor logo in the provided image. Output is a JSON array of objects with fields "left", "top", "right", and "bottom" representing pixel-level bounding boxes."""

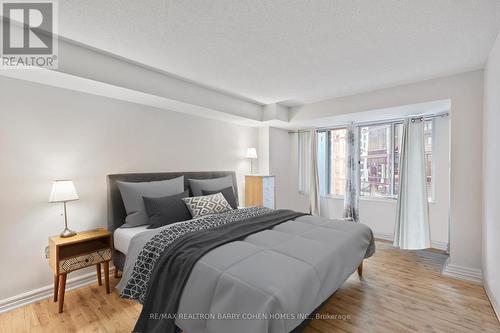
[{"left": 1, "top": 0, "right": 58, "bottom": 68}]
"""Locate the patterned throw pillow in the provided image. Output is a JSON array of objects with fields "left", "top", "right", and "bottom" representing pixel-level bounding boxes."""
[
  {"left": 182, "top": 193, "right": 233, "bottom": 218},
  {"left": 201, "top": 186, "right": 238, "bottom": 209}
]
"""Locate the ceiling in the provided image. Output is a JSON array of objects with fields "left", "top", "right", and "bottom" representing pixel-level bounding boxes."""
[{"left": 59, "top": 0, "right": 500, "bottom": 105}]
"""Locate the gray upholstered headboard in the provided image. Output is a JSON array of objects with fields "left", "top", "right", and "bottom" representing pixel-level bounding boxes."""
[{"left": 106, "top": 171, "right": 238, "bottom": 234}]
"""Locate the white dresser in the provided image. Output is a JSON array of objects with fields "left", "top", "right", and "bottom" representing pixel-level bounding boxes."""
[{"left": 245, "top": 175, "right": 276, "bottom": 209}]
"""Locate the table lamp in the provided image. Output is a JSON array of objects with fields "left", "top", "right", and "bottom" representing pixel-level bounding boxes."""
[
  {"left": 245, "top": 148, "right": 258, "bottom": 174},
  {"left": 49, "top": 180, "right": 79, "bottom": 238}
]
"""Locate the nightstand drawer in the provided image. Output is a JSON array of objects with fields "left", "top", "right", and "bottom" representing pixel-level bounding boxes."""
[
  {"left": 59, "top": 238, "right": 109, "bottom": 259},
  {"left": 58, "top": 248, "right": 112, "bottom": 273}
]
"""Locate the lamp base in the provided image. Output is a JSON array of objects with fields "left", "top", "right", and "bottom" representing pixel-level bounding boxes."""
[{"left": 60, "top": 227, "right": 77, "bottom": 238}]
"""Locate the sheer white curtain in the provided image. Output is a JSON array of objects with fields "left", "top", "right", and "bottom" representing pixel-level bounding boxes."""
[
  {"left": 343, "top": 124, "right": 360, "bottom": 222},
  {"left": 298, "top": 129, "right": 320, "bottom": 215},
  {"left": 394, "top": 118, "right": 431, "bottom": 249}
]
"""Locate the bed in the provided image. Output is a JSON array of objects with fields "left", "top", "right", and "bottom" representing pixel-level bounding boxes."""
[{"left": 107, "top": 171, "right": 375, "bottom": 333}]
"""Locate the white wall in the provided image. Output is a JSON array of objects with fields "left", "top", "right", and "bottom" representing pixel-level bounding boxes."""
[
  {"left": 289, "top": 71, "right": 483, "bottom": 272},
  {"left": 268, "top": 127, "right": 292, "bottom": 210},
  {"left": 285, "top": 116, "right": 450, "bottom": 249},
  {"left": 483, "top": 33, "right": 500, "bottom": 318},
  {"left": 257, "top": 127, "right": 270, "bottom": 175},
  {"left": 257, "top": 127, "right": 294, "bottom": 210},
  {"left": 0, "top": 76, "right": 258, "bottom": 301},
  {"left": 287, "top": 133, "right": 309, "bottom": 213}
]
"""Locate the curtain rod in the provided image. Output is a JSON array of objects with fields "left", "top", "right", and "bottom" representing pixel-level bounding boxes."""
[{"left": 288, "top": 111, "right": 449, "bottom": 134}]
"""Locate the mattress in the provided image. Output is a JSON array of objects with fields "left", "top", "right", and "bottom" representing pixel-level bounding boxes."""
[
  {"left": 114, "top": 219, "right": 200, "bottom": 254},
  {"left": 117, "top": 208, "right": 375, "bottom": 333},
  {"left": 114, "top": 225, "right": 149, "bottom": 254}
]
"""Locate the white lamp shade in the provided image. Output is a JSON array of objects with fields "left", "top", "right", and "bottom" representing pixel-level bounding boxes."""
[
  {"left": 245, "top": 148, "right": 258, "bottom": 159},
  {"left": 49, "top": 180, "right": 79, "bottom": 202}
]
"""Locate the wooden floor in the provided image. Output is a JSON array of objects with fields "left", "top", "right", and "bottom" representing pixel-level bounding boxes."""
[{"left": 1, "top": 241, "right": 498, "bottom": 333}]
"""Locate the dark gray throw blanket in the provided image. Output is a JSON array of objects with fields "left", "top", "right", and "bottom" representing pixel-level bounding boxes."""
[{"left": 134, "top": 209, "right": 306, "bottom": 333}]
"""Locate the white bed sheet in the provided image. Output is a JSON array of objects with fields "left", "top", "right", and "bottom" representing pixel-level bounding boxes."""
[
  {"left": 114, "top": 225, "right": 150, "bottom": 254},
  {"left": 114, "top": 216, "right": 213, "bottom": 255}
]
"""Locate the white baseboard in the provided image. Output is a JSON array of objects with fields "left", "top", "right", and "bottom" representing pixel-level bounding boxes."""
[
  {"left": 442, "top": 259, "right": 483, "bottom": 285},
  {"left": 430, "top": 240, "right": 449, "bottom": 252},
  {"left": 376, "top": 233, "right": 482, "bottom": 285},
  {"left": 484, "top": 280, "right": 500, "bottom": 323},
  {"left": 374, "top": 232, "right": 449, "bottom": 251},
  {"left": 374, "top": 233, "right": 393, "bottom": 242},
  {"left": 0, "top": 267, "right": 115, "bottom": 314}
]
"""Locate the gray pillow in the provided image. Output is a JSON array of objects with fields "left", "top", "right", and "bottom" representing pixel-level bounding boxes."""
[
  {"left": 117, "top": 176, "right": 184, "bottom": 227},
  {"left": 182, "top": 193, "right": 233, "bottom": 218},
  {"left": 143, "top": 190, "right": 191, "bottom": 229},
  {"left": 188, "top": 175, "right": 235, "bottom": 197}
]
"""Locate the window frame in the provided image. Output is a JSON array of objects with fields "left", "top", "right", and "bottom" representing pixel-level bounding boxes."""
[
  {"left": 317, "top": 119, "right": 434, "bottom": 202},
  {"left": 358, "top": 122, "right": 397, "bottom": 200},
  {"left": 424, "top": 119, "right": 435, "bottom": 202},
  {"left": 317, "top": 127, "right": 348, "bottom": 198}
]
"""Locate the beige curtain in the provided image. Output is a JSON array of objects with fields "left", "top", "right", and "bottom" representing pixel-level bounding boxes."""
[
  {"left": 394, "top": 118, "right": 431, "bottom": 249},
  {"left": 298, "top": 129, "right": 321, "bottom": 216},
  {"left": 309, "top": 129, "right": 320, "bottom": 215}
]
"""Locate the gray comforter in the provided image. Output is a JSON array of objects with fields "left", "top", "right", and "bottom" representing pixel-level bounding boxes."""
[{"left": 117, "top": 208, "right": 375, "bottom": 333}]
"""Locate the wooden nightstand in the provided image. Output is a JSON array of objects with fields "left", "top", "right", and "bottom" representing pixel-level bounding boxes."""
[{"left": 48, "top": 228, "right": 112, "bottom": 313}]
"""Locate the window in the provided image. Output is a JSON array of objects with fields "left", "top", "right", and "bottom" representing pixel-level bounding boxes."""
[
  {"left": 393, "top": 120, "right": 433, "bottom": 199},
  {"left": 316, "top": 128, "right": 347, "bottom": 196},
  {"left": 423, "top": 120, "right": 433, "bottom": 198},
  {"left": 329, "top": 128, "right": 347, "bottom": 195},
  {"left": 393, "top": 123, "right": 402, "bottom": 196},
  {"left": 359, "top": 124, "right": 392, "bottom": 197},
  {"left": 317, "top": 131, "right": 327, "bottom": 196},
  {"left": 315, "top": 119, "right": 433, "bottom": 200}
]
